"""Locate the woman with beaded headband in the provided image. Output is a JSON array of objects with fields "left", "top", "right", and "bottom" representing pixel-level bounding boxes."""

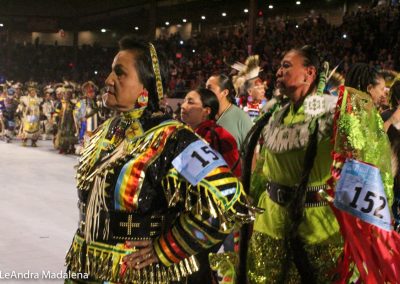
[
  {"left": 242, "top": 46, "right": 343, "bottom": 283},
  {"left": 65, "top": 35, "right": 256, "bottom": 284}
]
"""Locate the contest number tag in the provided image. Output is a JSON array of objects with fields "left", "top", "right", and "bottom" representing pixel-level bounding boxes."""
[
  {"left": 27, "top": 115, "right": 38, "bottom": 123},
  {"left": 334, "top": 159, "right": 392, "bottom": 231},
  {"left": 172, "top": 140, "right": 227, "bottom": 185}
]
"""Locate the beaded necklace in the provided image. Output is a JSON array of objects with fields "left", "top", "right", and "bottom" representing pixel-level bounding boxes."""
[{"left": 109, "top": 108, "right": 144, "bottom": 150}]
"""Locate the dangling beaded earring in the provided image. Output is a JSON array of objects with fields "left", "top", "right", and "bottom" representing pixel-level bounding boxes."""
[{"left": 137, "top": 89, "right": 149, "bottom": 108}]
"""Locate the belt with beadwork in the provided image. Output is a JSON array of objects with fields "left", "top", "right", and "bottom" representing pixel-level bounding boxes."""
[
  {"left": 265, "top": 181, "right": 328, "bottom": 207},
  {"left": 78, "top": 201, "right": 164, "bottom": 242}
]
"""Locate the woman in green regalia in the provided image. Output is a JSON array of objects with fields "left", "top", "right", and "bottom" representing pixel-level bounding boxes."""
[{"left": 245, "top": 46, "right": 342, "bottom": 283}]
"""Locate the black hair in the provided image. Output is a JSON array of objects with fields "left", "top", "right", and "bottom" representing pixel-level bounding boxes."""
[
  {"left": 118, "top": 35, "right": 169, "bottom": 113},
  {"left": 345, "top": 63, "right": 383, "bottom": 93},
  {"left": 213, "top": 73, "right": 237, "bottom": 104},
  {"left": 195, "top": 87, "right": 220, "bottom": 120},
  {"left": 292, "top": 45, "right": 321, "bottom": 73},
  {"left": 390, "top": 80, "right": 400, "bottom": 108},
  {"left": 285, "top": 45, "right": 321, "bottom": 89}
]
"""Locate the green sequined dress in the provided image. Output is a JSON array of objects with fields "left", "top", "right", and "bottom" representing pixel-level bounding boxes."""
[{"left": 248, "top": 97, "right": 343, "bottom": 284}]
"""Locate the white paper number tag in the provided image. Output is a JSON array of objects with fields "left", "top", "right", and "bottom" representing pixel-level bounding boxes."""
[
  {"left": 172, "top": 140, "right": 227, "bottom": 185},
  {"left": 27, "top": 115, "right": 39, "bottom": 123},
  {"left": 334, "top": 159, "right": 392, "bottom": 231}
]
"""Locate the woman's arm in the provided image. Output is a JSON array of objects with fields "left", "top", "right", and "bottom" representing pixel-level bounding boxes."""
[{"left": 384, "top": 108, "right": 400, "bottom": 132}]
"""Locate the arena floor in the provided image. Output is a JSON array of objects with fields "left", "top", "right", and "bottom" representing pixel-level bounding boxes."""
[{"left": 0, "top": 140, "right": 78, "bottom": 283}]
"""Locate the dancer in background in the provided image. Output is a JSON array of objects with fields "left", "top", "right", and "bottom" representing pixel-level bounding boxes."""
[
  {"left": 75, "top": 81, "right": 100, "bottom": 145},
  {"left": 19, "top": 82, "right": 42, "bottom": 147},
  {"left": 206, "top": 74, "right": 252, "bottom": 150},
  {"left": 54, "top": 84, "right": 77, "bottom": 154},
  {"left": 232, "top": 55, "right": 266, "bottom": 123}
]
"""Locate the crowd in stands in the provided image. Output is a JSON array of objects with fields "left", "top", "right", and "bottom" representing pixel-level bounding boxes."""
[{"left": 0, "top": 4, "right": 399, "bottom": 98}]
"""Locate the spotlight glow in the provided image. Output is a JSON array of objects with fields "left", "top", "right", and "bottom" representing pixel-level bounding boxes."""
[
  {"left": 244, "top": 8, "right": 249, "bottom": 13},
  {"left": 101, "top": 28, "right": 106, "bottom": 33},
  {"left": 201, "top": 15, "right": 206, "bottom": 20}
]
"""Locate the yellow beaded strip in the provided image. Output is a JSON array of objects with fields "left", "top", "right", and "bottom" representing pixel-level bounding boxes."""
[
  {"left": 149, "top": 43, "right": 164, "bottom": 101},
  {"left": 65, "top": 234, "right": 200, "bottom": 283}
]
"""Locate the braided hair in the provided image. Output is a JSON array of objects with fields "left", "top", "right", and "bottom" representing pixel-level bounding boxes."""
[{"left": 345, "top": 63, "right": 383, "bottom": 93}]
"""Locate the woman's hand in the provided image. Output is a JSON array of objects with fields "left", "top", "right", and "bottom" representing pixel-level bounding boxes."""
[
  {"left": 390, "top": 108, "right": 400, "bottom": 124},
  {"left": 384, "top": 108, "right": 400, "bottom": 132},
  {"left": 122, "top": 240, "right": 159, "bottom": 269}
]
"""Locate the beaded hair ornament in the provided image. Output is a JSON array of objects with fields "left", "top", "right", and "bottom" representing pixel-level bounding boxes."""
[
  {"left": 149, "top": 43, "right": 164, "bottom": 101},
  {"left": 304, "top": 61, "right": 329, "bottom": 117}
]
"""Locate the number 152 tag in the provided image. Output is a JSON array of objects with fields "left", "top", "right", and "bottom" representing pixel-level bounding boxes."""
[
  {"left": 334, "top": 159, "right": 392, "bottom": 231},
  {"left": 172, "top": 140, "right": 227, "bottom": 185}
]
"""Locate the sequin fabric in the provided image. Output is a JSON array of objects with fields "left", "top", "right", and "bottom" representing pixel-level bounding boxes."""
[
  {"left": 336, "top": 87, "right": 394, "bottom": 204},
  {"left": 247, "top": 232, "right": 343, "bottom": 284}
]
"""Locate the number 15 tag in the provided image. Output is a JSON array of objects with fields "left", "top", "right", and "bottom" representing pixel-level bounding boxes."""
[
  {"left": 172, "top": 140, "right": 227, "bottom": 185},
  {"left": 334, "top": 159, "right": 392, "bottom": 231}
]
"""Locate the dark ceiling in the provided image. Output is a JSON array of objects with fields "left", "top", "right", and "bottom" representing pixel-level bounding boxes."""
[{"left": 0, "top": 0, "right": 350, "bottom": 33}]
